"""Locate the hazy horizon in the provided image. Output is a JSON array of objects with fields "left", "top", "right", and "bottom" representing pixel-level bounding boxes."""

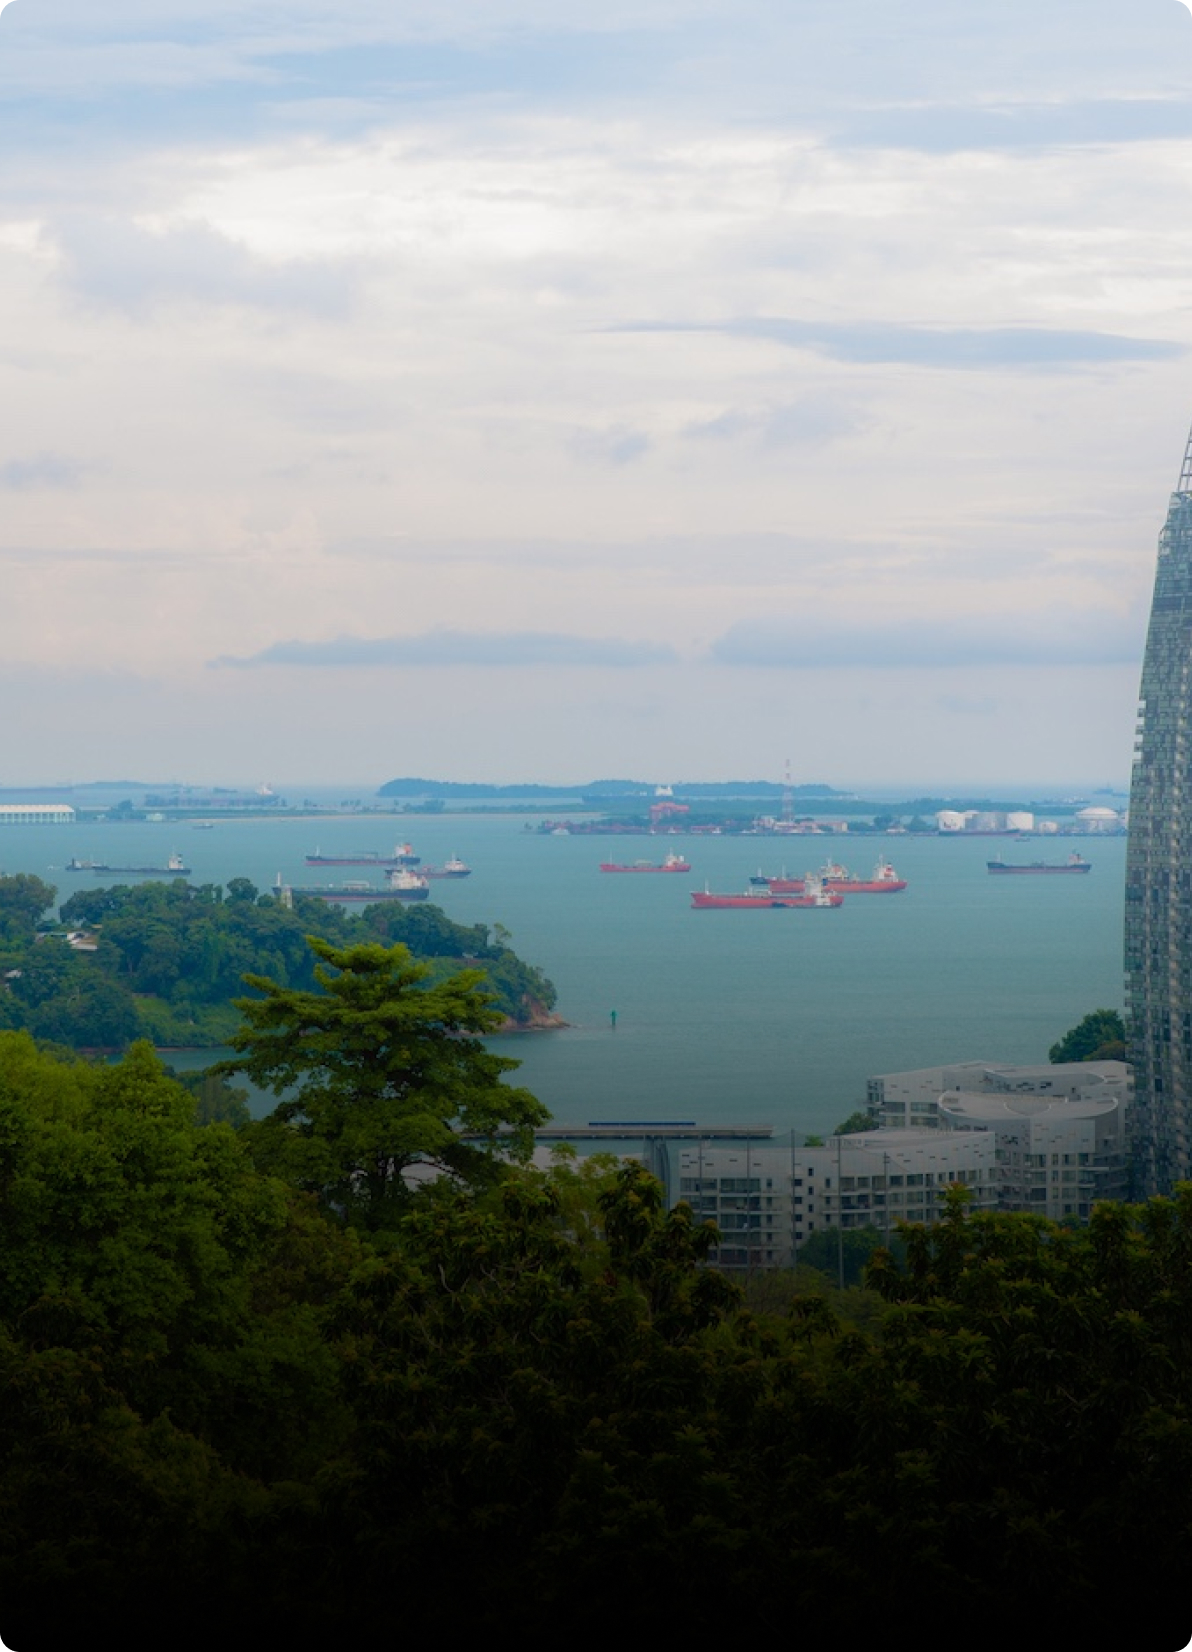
[{"left": 0, "top": 771, "right": 1132, "bottom": 800}]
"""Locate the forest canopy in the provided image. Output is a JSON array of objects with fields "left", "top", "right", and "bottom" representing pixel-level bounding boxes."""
[
  {"left": 0, "top": 873, "right": 557, "bottom": 1051},
  {"left": 2, "top": 1029, "right": 1191, "bottom": 1645}
]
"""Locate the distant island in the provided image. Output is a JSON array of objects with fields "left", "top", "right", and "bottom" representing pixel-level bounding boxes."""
[{"left": 378, "top": 776, "right": 852, "bottom": 799}]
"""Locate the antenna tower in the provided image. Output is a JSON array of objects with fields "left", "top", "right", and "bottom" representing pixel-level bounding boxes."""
[{"left": 1178, "top": 418, "right": 1192, "bottom": 493}]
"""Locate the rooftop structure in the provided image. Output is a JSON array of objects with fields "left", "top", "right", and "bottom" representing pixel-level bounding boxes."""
[
  {"left": 0, "top": 803, "right": 75, "bottom": 825},
  {"left": 938, "top": 1088, "right": 1126, "bottom": 1219},
  {"left": 868, "top": 1060, "right": 1128, "bottom": 1131}
]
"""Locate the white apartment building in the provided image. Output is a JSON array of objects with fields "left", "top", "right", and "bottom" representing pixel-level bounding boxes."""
[
  {"left": 793, "top": 1130, "right": 999, "bottom": 1249},
  {"left": 675, "top": 1142, "right": 793, "bottom": 1269},
  {"left": 674, "top": 1130, "right": 999, "bottom": 1269},
  {"left": 937, "top": 1087, "right": 1126, "bottom": 1220}
]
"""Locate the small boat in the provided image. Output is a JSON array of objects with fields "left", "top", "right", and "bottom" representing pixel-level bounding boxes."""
[{"left": 601, "top": 852, "right": 691, "bottom": 873}]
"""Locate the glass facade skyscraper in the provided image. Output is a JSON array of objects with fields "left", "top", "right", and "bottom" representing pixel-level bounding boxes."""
[{"left": 1125, "top": 426, "right": 1192, "bottom": 1195}]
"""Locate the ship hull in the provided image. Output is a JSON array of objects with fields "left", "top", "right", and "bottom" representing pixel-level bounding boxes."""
[
  {"left": 600, "top": 862, "right": 691, "bottom": 873},
  {"left": 765, "top": 876, "right": 906, "bottom": 894},
  {"left": 82, "top": 864, "right": 191, "bottom": 876},
  {"left": 987, "top": 863, "right": 1091, "bottom": 875},
  {"left": 291, "top": 886, "right": 430, "bottom": 902},
  {"left": 691, "top": 891, "right": 843, "bottom": 909},
  {"left": 305, "top": 855, "right": 420, "bottom": 867}
]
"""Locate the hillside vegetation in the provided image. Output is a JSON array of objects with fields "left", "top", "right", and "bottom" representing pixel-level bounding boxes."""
[
  {"left": 1, "top": 1014, "right": 1190, "bottom": 1645},
  {"left": 0, "top": 873, "right": 557, "bottom": 1050}
]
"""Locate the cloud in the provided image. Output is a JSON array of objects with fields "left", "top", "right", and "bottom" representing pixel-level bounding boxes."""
[
  {"left": 612, "top": 318, "right": 1184, "bottom": 371},
  {"left": 937, "top": 693, "right": 998, "bottom": 716},
  {"left": 709, "top": 611, "right": 1146, "bottom": 669},
  {"left": 569, "top": 425, "right": 651, "bottom": 466},
  {"left": 53, "top": 216, "right": 351, "bottom": 317},
  {"left": 216, "top": 630, "right": 677, "bottom": 668},
  {"left": 0, "top": 453, "right": 85, "bottom": 490},
  {"left": 684, "top": 397, "right": 864, "bottom": 448},
  {"left": 839, "top": 98, "right": 1192, "bottom": 156}
]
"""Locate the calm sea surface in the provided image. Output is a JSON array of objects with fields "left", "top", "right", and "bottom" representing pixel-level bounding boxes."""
[{"left": 6, "top": 815, "right": 1127, "bottom": 1136}]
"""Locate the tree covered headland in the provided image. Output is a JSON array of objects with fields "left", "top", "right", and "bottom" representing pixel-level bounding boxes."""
[
  {"left": 1, "top": 974, "right": 1191, "bottom": 1646},
  {"left": 0, "top": 872, "right": 557, "bottom": 1050}
]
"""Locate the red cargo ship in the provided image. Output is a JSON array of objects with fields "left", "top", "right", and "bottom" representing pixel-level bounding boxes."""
[
  {"left": 758, "top": 858, "right": 907, "bottom": 895},
  {"left": 691, "top": 877, "right": 842, "bottom": 910}
]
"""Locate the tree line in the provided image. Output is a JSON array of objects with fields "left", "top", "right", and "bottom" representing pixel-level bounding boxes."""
[{"left": 0, "top": 936, "right": 1188, "bottom": 1647}]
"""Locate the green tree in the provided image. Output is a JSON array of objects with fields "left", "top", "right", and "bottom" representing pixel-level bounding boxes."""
[
  {"left": 218, "top": 937, "right": 549, "bottom": 1229},
  {"left": 1049, "top": 1007, "right": 1126, "bottom": 1063},
  {"left": 0, "top": 1033, "right": 357, "bottom": 1644},
  {"left": 180, "top": 1069, "right": 253, "bottom": 1130},
  {"left": 797, "top": 1223, "right": 885, "bottom": 1286},
  {"left": 832, "top": 1109, "right": 878, "bottom": 1135},
  {"left": 0, "top": 872, "right": 56, "bottom": 942}
]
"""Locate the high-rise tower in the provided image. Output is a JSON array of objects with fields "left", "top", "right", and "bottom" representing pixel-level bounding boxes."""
[{"left": 1125, "top": 422, "right": 1192, "bottom": 1194}]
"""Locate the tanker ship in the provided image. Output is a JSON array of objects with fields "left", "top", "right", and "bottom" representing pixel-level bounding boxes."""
[{"left": 753, "top": 858, "right": 907, "bottom": 895}]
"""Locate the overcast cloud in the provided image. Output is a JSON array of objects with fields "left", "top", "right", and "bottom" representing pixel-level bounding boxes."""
[
  {"left": 221, "top": 630, "right": 676, "bottom": 668},
  {"left": 0, "top": 1, "right": 1187, "bottom": 785}
]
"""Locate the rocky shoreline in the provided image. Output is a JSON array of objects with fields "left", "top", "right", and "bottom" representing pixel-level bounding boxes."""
[{"left": 495, "top": 998, "right": 569, "bottom": 1034}]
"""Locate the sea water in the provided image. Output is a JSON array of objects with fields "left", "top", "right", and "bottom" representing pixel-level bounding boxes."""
[{"left": 10, "top": 813, "right": 1126, "bottom": 1136}]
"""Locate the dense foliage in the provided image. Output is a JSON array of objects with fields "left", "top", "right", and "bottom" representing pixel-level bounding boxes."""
[
  {"left": 0, "top": 872, "right": 557, "bottom": 1051},
  {"left": 1, "top": 1028, "right": 1190, "bottom": 1647},
  {"left": 1049, "top": 1006, "right": 1127, "bottom": 1063}
]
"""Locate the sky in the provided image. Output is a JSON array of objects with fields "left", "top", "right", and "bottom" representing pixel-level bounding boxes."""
[{"left": 2, "top": 0, "right": 1192, "bottom": 789}]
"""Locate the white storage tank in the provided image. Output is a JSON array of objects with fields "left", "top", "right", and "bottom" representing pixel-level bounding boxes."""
[
  {"left": 1076, "top": 805, "right": 1120, "bottom": 831},
  {"left": 936, "top": 810, "right": 966, "bottom": 832},
  {"left": 1006, "top": 811, "right": 1035, "bottom": 831}
]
